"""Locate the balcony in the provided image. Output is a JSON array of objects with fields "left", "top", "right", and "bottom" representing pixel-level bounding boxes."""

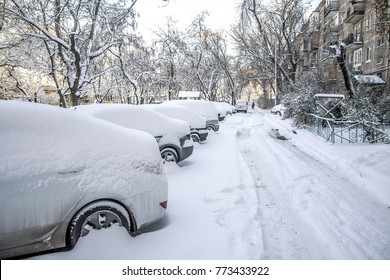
[
  {"left": 324, "top": 1, "right": 339, "bottom": 18},
  {"left": 309, "top": 12, "right": 320, "bottom": 32},
  {"left": 345, "top": 1, "right": 365, "bottom": 24},
  {"left": 344, "top": 32, "right": 363, "bottom": 49},
  {"left": 352, "top": 64, "right": 363, "bottom": 74},
  {"left": 328, "top": 24, "right": 339, "bottom": 33}
]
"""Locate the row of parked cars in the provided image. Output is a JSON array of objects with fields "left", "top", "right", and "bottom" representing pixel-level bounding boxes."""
[{"left": 0, "top": 99, "right": 236, "bottom": 259}]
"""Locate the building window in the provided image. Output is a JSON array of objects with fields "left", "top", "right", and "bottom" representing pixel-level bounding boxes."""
[
  {"left": 366, "top": 47, "right": 372, "bottom": 62},
  {"left": 378, "top": 37, "right": 385, "bottom": 47},
  {"left": 354, "top": 48, "right": 362, "bottom": 66},
  {"left": 365, "top": 14, "right": 372, "bottom": 31},
  {"left": 354, "top": 23, "right": 363, "bottom": 42},
  {"left": 377, "top": 56, "right": 384, "bottom": 65}
]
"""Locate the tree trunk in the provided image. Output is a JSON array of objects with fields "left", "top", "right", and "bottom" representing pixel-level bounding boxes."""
[{"left": 337, "top": 45, "right": 355, "bottom": 99}]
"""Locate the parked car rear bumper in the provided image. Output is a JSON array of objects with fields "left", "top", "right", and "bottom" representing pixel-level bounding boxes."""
[
  {"left": 180, "top": 145, "right": 194, "bottom": 161},
  {"left": 198, "top": 130, "right": 208, "bottom": 142}
]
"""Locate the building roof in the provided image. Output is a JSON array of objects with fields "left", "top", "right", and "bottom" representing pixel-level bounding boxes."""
[{"left": 178, "top": 91, "right": 201, "bottom": 98}]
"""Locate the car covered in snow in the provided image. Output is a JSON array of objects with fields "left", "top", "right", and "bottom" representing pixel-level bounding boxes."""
[
  {"left": 270, "top": 103, "right": 285, "bottom": 116},
  {"left": 212, "top": 102, "right": 228, "bottom": 121},
  {"left": 235, "top": 99, "right": 248, "bottom": 113},
  {"left": 165, "top": 100, "right": 220, "bottom": 132},
  {"left": 0, "top": 101, "right": 168, "bottom": 259},
  {"left": 73, "top": 104, "right": 193, "bottom": 163},
  {"left": 219, "top": 102, "right": 235, "bottom": 115},
  {"left": 144, "top": 104, "right": 208, "bottom": 143}
]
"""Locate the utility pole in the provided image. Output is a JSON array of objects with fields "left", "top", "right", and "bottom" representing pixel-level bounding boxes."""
[{"left": 274, "top": 46, "right": 277, "bottom": 106}]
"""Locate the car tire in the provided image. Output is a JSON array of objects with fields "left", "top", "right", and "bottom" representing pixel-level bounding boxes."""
[
  {"left": 276, "top": 111, "right": 281, "bottom": 116},
  {"left": 67, "top": 201, "right": 131, "bottom": 249},
  {"left": 191, "top": 133, "right": 200, "bottom": 143},
  {"left": 160, "top": 147, "right": 179, "bottom": 163}
]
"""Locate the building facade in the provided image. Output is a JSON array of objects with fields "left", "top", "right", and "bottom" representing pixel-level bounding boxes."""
[{"left": 299, "top": 0, "right": 389, "bottom": 89}]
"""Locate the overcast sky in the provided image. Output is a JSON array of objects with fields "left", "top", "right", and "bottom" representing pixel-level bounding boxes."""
[
  {"left": 134, "top": 0, "right": 323, "bottom": 42},
  {"left": 134, "top": 0, "right": 239, "bottom": 41}
]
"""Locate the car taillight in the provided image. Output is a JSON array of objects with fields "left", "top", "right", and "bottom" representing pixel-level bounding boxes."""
[{"left": 160, "top": 201, "right": 168, "bottom": 209}]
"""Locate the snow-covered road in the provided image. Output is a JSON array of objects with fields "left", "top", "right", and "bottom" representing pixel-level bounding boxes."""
[
  {"left": 236, "top": 112, "right": 390, "bottom": 259},
  {"left": 33, "top": 109, "right": 390, "bottom": 260}
]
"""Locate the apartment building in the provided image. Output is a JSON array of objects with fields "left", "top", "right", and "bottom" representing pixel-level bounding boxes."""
[{"left": 299, "top": 0, "right": 389, "bottom": 90}]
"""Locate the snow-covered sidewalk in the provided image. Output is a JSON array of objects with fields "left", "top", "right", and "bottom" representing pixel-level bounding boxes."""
[
  {"left": 238, "top": 110, "right": 390, "bottom": 259},
  {"left": 32, "top": 109, "right": 390, "bottom": 260}
]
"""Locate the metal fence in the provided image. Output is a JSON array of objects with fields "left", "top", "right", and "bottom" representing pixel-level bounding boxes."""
[{"left": 303, "top": 114, "right": 390, "bottom": 144}]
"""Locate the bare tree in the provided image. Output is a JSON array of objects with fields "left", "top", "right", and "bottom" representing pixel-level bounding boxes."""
[
  {"left": 4, "top": 0, "right": 139, "bottom": 107},
  {"left": 232, "top": 0, "right": 308, "bottom": 101},
  {"left": 153, "top": 17, "right": 187, "bottom": 100},
  {"left": 181, "top": 12, "right": 236, "bottom": 102}
]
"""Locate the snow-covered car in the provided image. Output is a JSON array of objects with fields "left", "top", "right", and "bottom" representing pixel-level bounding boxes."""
[
  {"left": 220, "top": 102, "right": 235, "bottom": 115},
  {"left": 165, "top": 100, "right": 220, "bottom": 132},
  {"left": 73, "top": 104, "right": 193, "bottom": 163},
  {"left": 0, "top": 101, "right": 168, "bottom": 259},
  {"left": 235, "top": 99, "right": 248, "bottom": 113},
  {"left": 145, "top": 104, "right": 208, "bottom": 143},
  {"left": 271, "top": 104, "right": 285, "bottom": 115},
  {"left": 212, "top": 102, "right": 228, "bottom": 121}
]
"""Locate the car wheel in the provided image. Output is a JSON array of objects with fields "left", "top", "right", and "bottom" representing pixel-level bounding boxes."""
[
  {"left": 67, "top": 201, "right": 131, "bottom": 249},
  {"left": 276, "top": 111, "right": 281, "bottom": 116},
  {"left": 160, "top": 147, "right": 178, "bottom": 163},
  {"left": 191, "top": 133, "right": 200, "bottom": 143},
  {"left": 206, "top": 125, "right": 214, "bottom": 131}
]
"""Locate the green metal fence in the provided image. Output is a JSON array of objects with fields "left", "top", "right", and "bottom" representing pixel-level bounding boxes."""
[{"left": 303, "top": 114, "right": 390, "bottom": 144}]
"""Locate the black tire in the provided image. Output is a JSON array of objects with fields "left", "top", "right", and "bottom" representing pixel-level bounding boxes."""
[
  {"left": 67, "top": 201, "right": 130, "bottom": 249},
  {"left": 276, "top": 111, "right": 281, "bottom": 116},
  {"left": 191, "top": 133, "right": 200, "bottom": 143},
  {"left": 160, "top": 147, "right": 179, "bottom": 163}
]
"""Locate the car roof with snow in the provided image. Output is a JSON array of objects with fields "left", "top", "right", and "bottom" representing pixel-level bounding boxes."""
[
  {"left": 212, "top": 102, "right": 228, "bottom": 117},
  {"left": 164, "top": 100, "right": 219, "bottom": 121},
  {"left": 0, "top": 101, "right": 163, "bottom": 182},
  {"left": 72, "top": 104, "right": 190, "bottom": 137},
  {"left": 143, "top": 104, "right": 207, "bottom": 130}
]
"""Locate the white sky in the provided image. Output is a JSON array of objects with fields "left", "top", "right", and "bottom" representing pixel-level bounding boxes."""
[
  {"left": 134, "top": 0, "right": 323, "bottom": 43},
  {"left": 134, "top": 0, "right": 240, "bottom": 42}
]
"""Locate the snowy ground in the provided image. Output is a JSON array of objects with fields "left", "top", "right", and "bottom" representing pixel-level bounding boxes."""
[{"left": 32, "top": 108, "right": 390, "bottom": 260}]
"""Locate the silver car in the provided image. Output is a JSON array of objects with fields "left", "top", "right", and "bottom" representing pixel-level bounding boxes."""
[
  {"left": 0, "top": 101, "right": 168, "bottom": 259},
  {"left": 73, "top": 104, "right": 194, "bottom": 163},
  {"left": 235, "top": 99, "right": 248, "bottom": 113}
]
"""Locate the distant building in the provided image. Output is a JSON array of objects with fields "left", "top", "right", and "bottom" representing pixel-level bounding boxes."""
[
  {"left": 298, "top": 0, "right": 389, "bottom": 89},
  {"left": 177, "top": 91, "right": 201, "bottom": 100}
]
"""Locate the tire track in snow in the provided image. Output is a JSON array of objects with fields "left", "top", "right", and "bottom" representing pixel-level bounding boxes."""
[
  {"left": 211, "top": 115, "right": 265, "bottom": 259},
  {"left": 236, "top": 112, "right": 390, "bottom": 259}
]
